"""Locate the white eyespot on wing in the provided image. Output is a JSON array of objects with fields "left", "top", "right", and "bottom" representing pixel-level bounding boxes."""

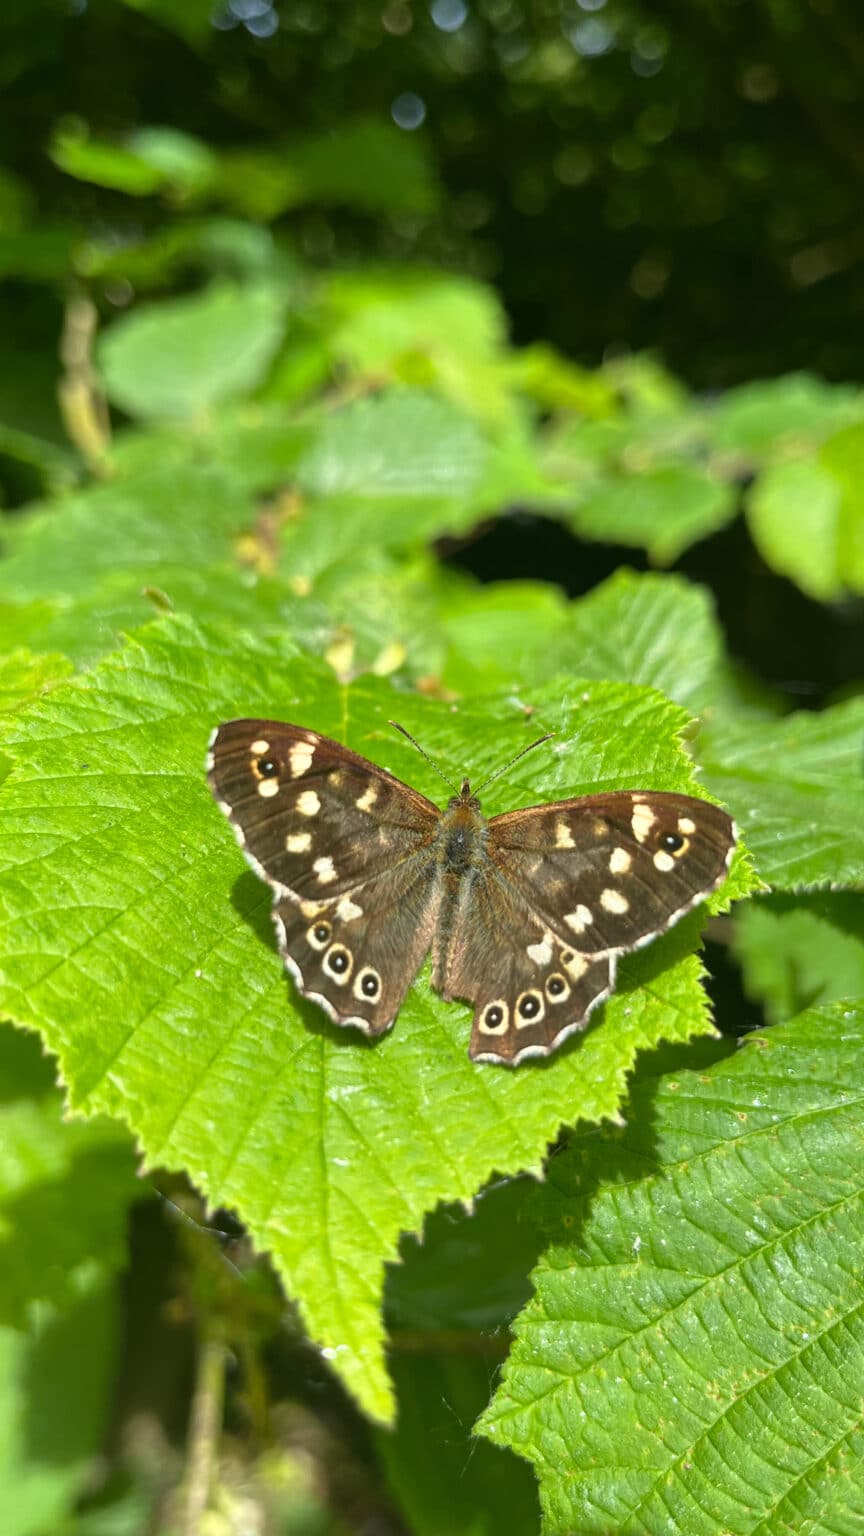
[
  {"left": 323, "top": 943, "right": 353, "bottom": 983},
  {"left": 313, "top": 855, "right": 337, "bottom": 885},
  {"left": 297, "top": 791, "right": 321, "bottom": 817},
  {"left": 289, "top": 741, "right": 315, "bottom": 777},
  {"left": 609, "top": 847, "right": 631, "bottom": 875},
  {"left": 257, "top": 778, "right": 280, "bottom": 798},
  {"left": 545, "top": 973, "right": 571, "bottom": 1004},
  {"left": 564, "top": 904, "right": 593, "bottom": 934},
  {"left": 306, "top": 921, "right": 331, "bottom": 950},
  {"left": 631, "top": 802, "right": 657, "bottom": 842},
  {"left": 354, "top": 966, "right": 382, "bottom": 1002},
  {"left": 356, "top": 784, "right": 379, "bottom": 813},
  {"left": 560, "top": 949, "right": 589, "bottom": 981},
  {"left": 527, "top": 931, "right": 554, "bottom": 966},
  {"left": 555, "top": 819, "right": 575, "bottom": 849},
  {"left": 286, "top": 832, "right": 312, "bottom": 853},
  {"left": 601, "top": 888, "right": 629, "bottom": 914},
  {"left": 515, "top": 990, "right": 545, "bottom": 1028},
  {"left": 653, "top": 850, "right": 676, "bottom": 873},
  {"left": 478, "top": 1000, "right": 509, "bottom": 1035},
  {"left": 335, "top": 894, "right": 364, "bottom": 922},
  {"left": 678, "top": 816, "right": 696, "bottom": 835}
]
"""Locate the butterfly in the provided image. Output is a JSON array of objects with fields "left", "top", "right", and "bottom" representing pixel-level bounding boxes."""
[{"left": 207, "top": 720, "right": 736, "bottom": 1066}]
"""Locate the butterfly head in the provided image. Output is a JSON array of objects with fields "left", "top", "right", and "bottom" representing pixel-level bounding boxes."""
[{"left": 448, "top": 778, "right": 480, "bottom": 811}]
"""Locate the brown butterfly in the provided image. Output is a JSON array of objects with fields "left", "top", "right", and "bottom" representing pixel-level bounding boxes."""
[{"left": 207, "top": 720, "right": 735, "bottom": 1066}]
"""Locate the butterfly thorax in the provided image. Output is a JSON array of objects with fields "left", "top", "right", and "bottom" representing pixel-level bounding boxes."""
[{"left": 439, "top": 789, "right": 486, "bottom": 874}]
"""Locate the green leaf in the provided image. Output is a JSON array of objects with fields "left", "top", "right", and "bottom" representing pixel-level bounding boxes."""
[
  {"left": 568, "top": 463, "right": 738, "bottom": 565},
  {"left": 0, "top": 615, "right": 747, "bottom": 1421},
  {"left": 51, "top": 121, "right": 165, "bottom": 196},
  {"left": 381, "top": 1179, "right": 542, "bottom": 1533},
  {"left": 382, "top": 1353, "right": 540, "bottom": 1536},
  {"left": 326, "top": 268, "right": 513, "bottom": 420},
  {"left": 296, "top": 389, "right": 487, "bottom": 504},
  {"left": 0, "top": 649, "right": 72, "bottom": 714},
  {"left": 0, "top": 1024, "right": 142, "bottom": 1536},
  {"left": 708, "top": 372, "right": 863, "bottom": 461},
  {"left": 547, "top": 570, "right": 725, "bottom": 710},
  {"left": 99, "top": 283, "right": 288, "bottom": 420},
  {"left": 733, "top": 893, "right": 864, "bottom": 1022},
  {"left": 0, "top": 1278, "right": 122, "bottom": 1536},
  {"left": 216, "top": 120, "right": 439, "bottom": 221},
  {"left": 0, "top": 1027, "right": 141, "bottom": 1327},
  {"left": 480, "top": 1002, "right": 864, "bottom": 1535},
  {"left": 746, "top": 421, "right": 864, "bottom": 600},
  {"left": 0, "top": 463, "right": 258, "bottom": 601},
  {"left": 698, "top": 697, "right": 864, "bottom": 888}
]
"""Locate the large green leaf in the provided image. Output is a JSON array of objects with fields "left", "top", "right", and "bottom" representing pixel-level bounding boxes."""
[
  {"left": 480, "top": 1002, "right": 864, "bottom": 1535},
  {"left": 733, "top": 893, "right": 864, "bottom": 1022},
  {"left": 99, "top": 283, "right": 288, "bottom": 420},
  {"left": 0, "top": 1025, "right": 142, "bottom": 1536},
  {"left": 698, "top": 698, "right": 864, "bottom": 888},
  {"left": 746, "top": 420, "right": 864, "bottom": 600},
  {"left": 0, "top": 615, "right": 751, "bottom": 1421},
  {"left": 568, "top": 463, "right": 738, "bottom": 565}
]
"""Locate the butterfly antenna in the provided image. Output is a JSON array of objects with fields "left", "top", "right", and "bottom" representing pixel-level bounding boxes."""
[
  {"left": 389, "top": 721, "right": 460, "bottom": 795},
  {"left": 474, "top": 733, "right": 556, "bottom": 795}
]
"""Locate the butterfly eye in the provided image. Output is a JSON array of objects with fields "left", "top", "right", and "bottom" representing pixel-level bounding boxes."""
[
  {"left": 661, "top": 832, "right": 685, "bottom": 853},
  {"left": 256, "top": 757, "right": 278, "bottom": 778}
]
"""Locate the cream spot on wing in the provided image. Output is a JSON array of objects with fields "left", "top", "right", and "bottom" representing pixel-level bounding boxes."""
[
  {"left": 653, "top": 850, "right": 676, "bottom": 873},
  {"left": 479, "top": 1000, "right": 509, "bottom": 1035},
  {"left": 527, "top": 931, "right": 554, "bottom": 966},
  {"left": 297, "top": 790, "right": 321, "bottom": 816},
  {"left": 601, "top": 888, "right": 629, "bottom": 914},
  {"left": 313, "top": 856, "right": 336, "bottom": 884},
  {"left": 300, "top": 899, "right": 328, "bottom": 918},
  {"left": 356, "top": 784, "right": 379, "bottom": 813},
  {"left": 336, "top": 894, "right": 364, "bottom": 922},
  {"left": 555, "top": 819, "right": 575, "bottom": 849},
  {"left": 250, "top": 738, "right": 269, "bottom": 755},
  {"left": 286, "top": 832, "right": 312, "bottom": 853},
  {"left": 609, "top": 847, "right": 631, "bottom": 875},
  {"left": 678, "top": 816, "right": 696, "bottom": 835},
  {"left": 257, "top": 778, "right": 280, "bottom": 798},
  {"left": 561, "top": 951, "right": 589, "bottom": 981},
  {"left": 289, "top": 741, "right": 315, "bottom": 777},
  {"left": 564, "top": 904, "right": 593, "bottom": 934},
  {"left": 631, "top": 802, "right": 657, "bottom": 842}
]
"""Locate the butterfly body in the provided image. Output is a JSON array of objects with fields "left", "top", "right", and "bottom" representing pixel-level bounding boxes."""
[{"left": 208, "top": 720, "right": 736, "bottom": 1066}]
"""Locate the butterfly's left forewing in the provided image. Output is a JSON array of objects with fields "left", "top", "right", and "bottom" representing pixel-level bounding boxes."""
[{"left": 208, "top": 719, "right": 443, "bottom": 1034}]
